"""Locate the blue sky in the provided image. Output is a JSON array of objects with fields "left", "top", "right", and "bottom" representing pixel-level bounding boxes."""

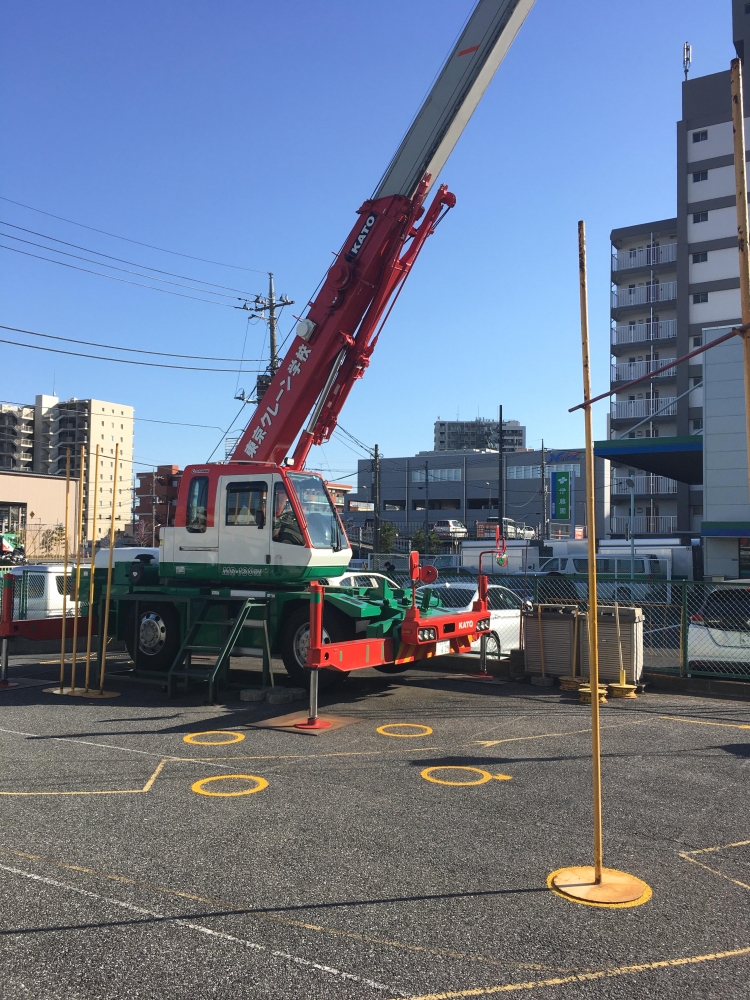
[{"left": 0, "top": 0, "right": 733, "bottom": 484}]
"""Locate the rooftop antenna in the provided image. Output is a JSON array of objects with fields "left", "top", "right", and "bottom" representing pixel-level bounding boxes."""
[{"left": 683, "top": 41, "right": 692, "bottom": 82}]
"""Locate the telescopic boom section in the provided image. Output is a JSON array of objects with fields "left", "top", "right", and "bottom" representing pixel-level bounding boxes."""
[{"left": 230, "top": 0, "right": 535, "bottom": 468}]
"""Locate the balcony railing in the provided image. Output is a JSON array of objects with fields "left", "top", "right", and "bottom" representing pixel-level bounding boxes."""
[
  {"left": 612, "top": 243, "right": 677, "bottom": 272},
  {"left": 611, "top": 359, "right": 676, "bottom": 382},
  {"left": 612, "top": 476, "right": 678, "bottom": 496},
  {"left": 610, "top": 515, "right": 678, "bottom": 535},
  {"left": 611, "top": 397, "right": 677, "bottom": 420},
  {"left": 612, "top": 319, "right": 676, "bottom": 345},
  {"left": 611, "top": 281, "right": 677, "bottom": 309}
]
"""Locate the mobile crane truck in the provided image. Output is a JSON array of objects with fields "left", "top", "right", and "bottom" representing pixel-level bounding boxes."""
[{"left": 101, "top": 0, "right": 536, "bottom": 698}]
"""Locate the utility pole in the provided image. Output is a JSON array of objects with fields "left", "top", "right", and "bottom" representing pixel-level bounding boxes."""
[
  {"left": 236, "top": 273, "right": 294, "bottom": 403},
  {"left": 424, "top": 460, "right": 430, "bottom": 556},
  {"left": 373, "top": 444, "right": 381, "bottom": 555},
  {"left": 498, "top": 404, "right": 504, "bottom": 535},
  {"left": 541, "top": 439, "right": 548, "bottom": 540}
]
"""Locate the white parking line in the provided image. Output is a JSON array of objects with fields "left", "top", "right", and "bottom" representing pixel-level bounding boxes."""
[{"left": 0, "top": 863, "right": 399, "bottom": 994}]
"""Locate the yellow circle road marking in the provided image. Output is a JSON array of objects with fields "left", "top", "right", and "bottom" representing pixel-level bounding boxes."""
[
  {"left": 183, "top": 731, "right": 245, "bottom": 746},
  {"left": 420, "top": 766, "right": 512, "bottom": 786},
  {"left": 191, "top": 774, "right": 268, "bottom": 797},
  {"left": 377, "top": 723, "right": 433, "bottom": 738}
]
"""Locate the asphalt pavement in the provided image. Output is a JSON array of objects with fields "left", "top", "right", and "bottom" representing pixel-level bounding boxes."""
[{"left": 1, "top": 654, "right": 749, "bottom": 999}]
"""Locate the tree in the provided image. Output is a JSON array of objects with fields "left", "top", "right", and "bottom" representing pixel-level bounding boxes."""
[
  {"left": 411, "top": 530, "right": 442, "bottom": 555},
  {"left": 379, "top": 521, "right": 397, "bottom": 553}
]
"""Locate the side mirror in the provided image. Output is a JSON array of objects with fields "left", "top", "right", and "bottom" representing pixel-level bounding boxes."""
[{"left": 419, "top": 564, "right": 438, "bottom": 584}]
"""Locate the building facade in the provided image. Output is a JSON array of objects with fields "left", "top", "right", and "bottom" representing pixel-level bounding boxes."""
[
  {"left": 433, "top": 418, "right": 526, "bottom": 452},
  {"left": 602, "top": 1, "right": 749, "bottom": 546},
  {"left": 0, "top": 394, "right": 134, "bottom": 544},
  {"left": 344, "top": 447, "right": 605, "bottom": 542},
  {"left": 135, "top": 465, "right": 182, "bottom": 543}
]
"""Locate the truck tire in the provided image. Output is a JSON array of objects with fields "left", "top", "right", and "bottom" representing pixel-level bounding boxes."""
[
  {"left": 124, "top": 603, "right": 181, "bottom": 672},
  {"left": 280, "top": 604, "right": 351, "bottom": 687}
]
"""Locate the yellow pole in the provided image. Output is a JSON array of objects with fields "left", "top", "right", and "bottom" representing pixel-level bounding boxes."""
[
  {"left": 98, "top": 443, "right": 119, "bottom": 694},
  {"left": 578, "top": 220, "right": 603, "bottom": 884},
  {"left": 84, "top": 445, "right": 99, "bottom": 692},
  {"left": 69, "top": 445, "right": 86, "bottom": 693},
  {"left": 572, "top": 606, "right": 579, "bottom": 678},
  {"left": 730, "top": 58, "right": 750, "bottom": 500},
  {"left": 614, "top": 601, "right": 625, "bottom": 687},
  {"left": 58, "top": 449, "right": 71, "bottom": 693}
]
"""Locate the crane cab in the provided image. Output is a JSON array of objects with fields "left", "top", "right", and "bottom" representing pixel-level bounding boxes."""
[{"left": 160, "top": 463, "right": 351, "bottom": 587}]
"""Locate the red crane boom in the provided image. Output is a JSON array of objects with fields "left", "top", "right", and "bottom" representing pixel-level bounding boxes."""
[{"left": 230, "top": 0, "right": 535, "bottom": 468}]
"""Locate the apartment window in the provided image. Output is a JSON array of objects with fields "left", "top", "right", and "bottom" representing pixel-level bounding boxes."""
[
  {"left": 693, "top": 292, "right": 708, "bottom": 304},
  {"left": 383, "top": 500, "right": 405, "bottom": 511},
  {"left": 692, "top": 252, "right": 708, "bottom": 263},
  {"left": 692, "top": 212, "right": 708, "bottom": 223},
  {"left": 691, "top": 504, "right": 704, "bottom": 517},
  {"left": 692, "top": 418, "right": 704, "bottom": 432},
  {"left": 692, "top": 334, "right": 703, "bottom": 347},
  {"left": 628, "top": 432, "right": 635, "bottom": 439},
  {"left": 692, "top": 376, "right": 703, "bottom": 388},
  {"left": 692, "top": 170, "right": 708, "bottom": 182},
  {"left": 411, "top": 468, "right": 461, "bottom": 483},
  {"left": 692, "top": 130, "right": 708, "bottom": 143}
]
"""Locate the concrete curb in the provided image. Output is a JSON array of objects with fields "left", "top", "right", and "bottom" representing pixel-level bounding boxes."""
[{"left": 644, "top": 672, "right": 750, "bottom": 702}]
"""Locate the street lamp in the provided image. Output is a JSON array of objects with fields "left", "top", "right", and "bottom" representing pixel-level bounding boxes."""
[{"left": 625, "top": 477, "right": 635, "bottom": 581}]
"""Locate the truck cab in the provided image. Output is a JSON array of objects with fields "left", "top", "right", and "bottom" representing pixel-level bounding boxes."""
[{"left": 160, "top": 463, "right": 351, "bottom": 587}]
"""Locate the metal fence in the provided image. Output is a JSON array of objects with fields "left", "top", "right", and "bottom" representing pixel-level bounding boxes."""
[{"left": 498, "top": 575, "right": 750, "bottom": 682}]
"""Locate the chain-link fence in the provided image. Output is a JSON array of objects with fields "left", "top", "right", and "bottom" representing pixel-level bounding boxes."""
[{"left": 503, "top": 575, "right": 750, "bottom": 682}]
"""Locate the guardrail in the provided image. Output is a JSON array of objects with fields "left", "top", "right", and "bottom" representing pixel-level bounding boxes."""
[
  {"left": 611, "top": 397, "right": 677, "bottom": 419},
  {"left": 612, "top": 320, "right": 676, "bottom": 345},
  {"left": 611, "top": 281, "right": 677, "bottom": 308},
  {"left": 609, "top": 515, "right": 678, "bottom": 534},
  {"left": 612, "top": 243, "right": 676, "bottom": 271},
  {"left": 612, "top": 476, "right": 677, "bottom": 495},
  {"left": 612, "top": 359, "right": 676, "bottom": 382}
]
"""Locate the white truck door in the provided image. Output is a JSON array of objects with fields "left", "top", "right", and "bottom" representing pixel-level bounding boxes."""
[{"left": 218, "top": 476, "right": 271, "bottom": 580}]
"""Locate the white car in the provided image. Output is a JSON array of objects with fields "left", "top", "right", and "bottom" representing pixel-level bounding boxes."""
[
  {"left": 329, "top": 571, "right": 398, "bottom": 589},
  {"left": 688, "top": 586, "right": 750, "bottom": 672},
  {"left": 417, "top": 581, "right": 526, "bottom": 655},
  {"left": 432, "top": 519, "right": 468, "bottom": 540}
]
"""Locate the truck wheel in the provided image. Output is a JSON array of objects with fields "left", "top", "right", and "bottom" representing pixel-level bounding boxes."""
[
  {"left": 280, "top": 604, "right": 351, "bottom": 687},
  {"left": 124, "top": 603, "right": 181, "bottom": 672}
]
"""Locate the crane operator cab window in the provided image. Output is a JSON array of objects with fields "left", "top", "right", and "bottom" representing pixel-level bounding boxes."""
[
  {"left": 226, "top": 482, "right": 266, "bottom": 528},
  {"left": 272, "top": 483, "right": 304, "bottom": 546},
  {"left": 287, "top": 473, "right": 345, "bottom": 550},
  {"left": 186, "top": 476, "right": 209, "bottom": 533}
]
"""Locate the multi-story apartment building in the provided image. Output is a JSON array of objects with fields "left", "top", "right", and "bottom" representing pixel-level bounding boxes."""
[
  {"left": 0, "top": 403, "right": 34, "bottom": 471},
  {"left": 135, "top": 465, "right": 182, "bottom": 542},
  {"left": 0, "top": 394, "right": 134, "bottom": 544},
  {"left": 600, "top": 0, "right": 749, "bottom": 546},
  {"left": 433, "top": 418, "right": 526, "bottom": 452}
]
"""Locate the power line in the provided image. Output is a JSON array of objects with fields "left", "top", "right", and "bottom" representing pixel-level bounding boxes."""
[
  {"left": 0, "top": 230, "right": 252, "bottom": 302},
  {"left": 0, "top": 243, "right": 242, "bottom": 308},
  {"left": 2, "top": 323, "right": 266, "bottom": 363},
  {"left": 0, "top": 221, "right": 262, "bottom": 297},
  {"left": 0, "top": 194, "right": 268, "bottom": 273},
  {"left": 0, "top": 331, "right": 263, "bottom": 372}
]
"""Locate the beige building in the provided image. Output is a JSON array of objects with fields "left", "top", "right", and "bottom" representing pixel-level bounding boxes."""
[
  {"left": 0, "top": 395, "right": 134, "bottom": 545},
  {"left": 0, "top": 469, "right": 80, "bottom": 559}
]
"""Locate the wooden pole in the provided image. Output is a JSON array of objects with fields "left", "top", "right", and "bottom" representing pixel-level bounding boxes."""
[
  {"left": 69, "top": 445, "right": 85, "bottom": 692},
  {"left": 58, "top": 449, "right": 71, "bottom": 693},
  {"left": 84, "top": 445, "right": 99, "bottom": 692},
  {"left": 578, "top": 220, "right": 603, "bottom": 884},
  {"left": 98, "top": 443, "right": 119, "bottom": 694},
  {"left": 730, "top": 58, "right": 750, "bottom": 500}
]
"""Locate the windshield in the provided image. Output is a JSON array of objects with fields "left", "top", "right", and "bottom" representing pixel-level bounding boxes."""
[
  {"left": 287, "top": 473, "right": 346, "bottom": 550},
  {"left": 427, "top": 587, "right": 475, "bottom": 609}
]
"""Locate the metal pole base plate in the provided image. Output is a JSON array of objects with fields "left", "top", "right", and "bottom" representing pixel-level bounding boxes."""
[
  {"left": 607, "top": 683, "right": 638, "bottom": 699},
  {"left": 43, "top": 687, "right": 120, "bottom": 698},
  {"left": 294, "top": 717, "right": 333, "bottom": 730},
  {"left": 548, "top": 866, "right": 651, "bottom": 907}
]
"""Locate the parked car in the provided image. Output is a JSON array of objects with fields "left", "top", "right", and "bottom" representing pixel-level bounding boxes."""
[
  {"left": 329, "top": 571, "right": 398, "bottom": 589},
  {"left": 688, "top": 585, "right": 750, "bottom": 671},
  {"left": 417, "top": 581, "right": 528, "bottom": 655},
  {"left": 432, "top": 519, "right": 468, "bottom": 540}
]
